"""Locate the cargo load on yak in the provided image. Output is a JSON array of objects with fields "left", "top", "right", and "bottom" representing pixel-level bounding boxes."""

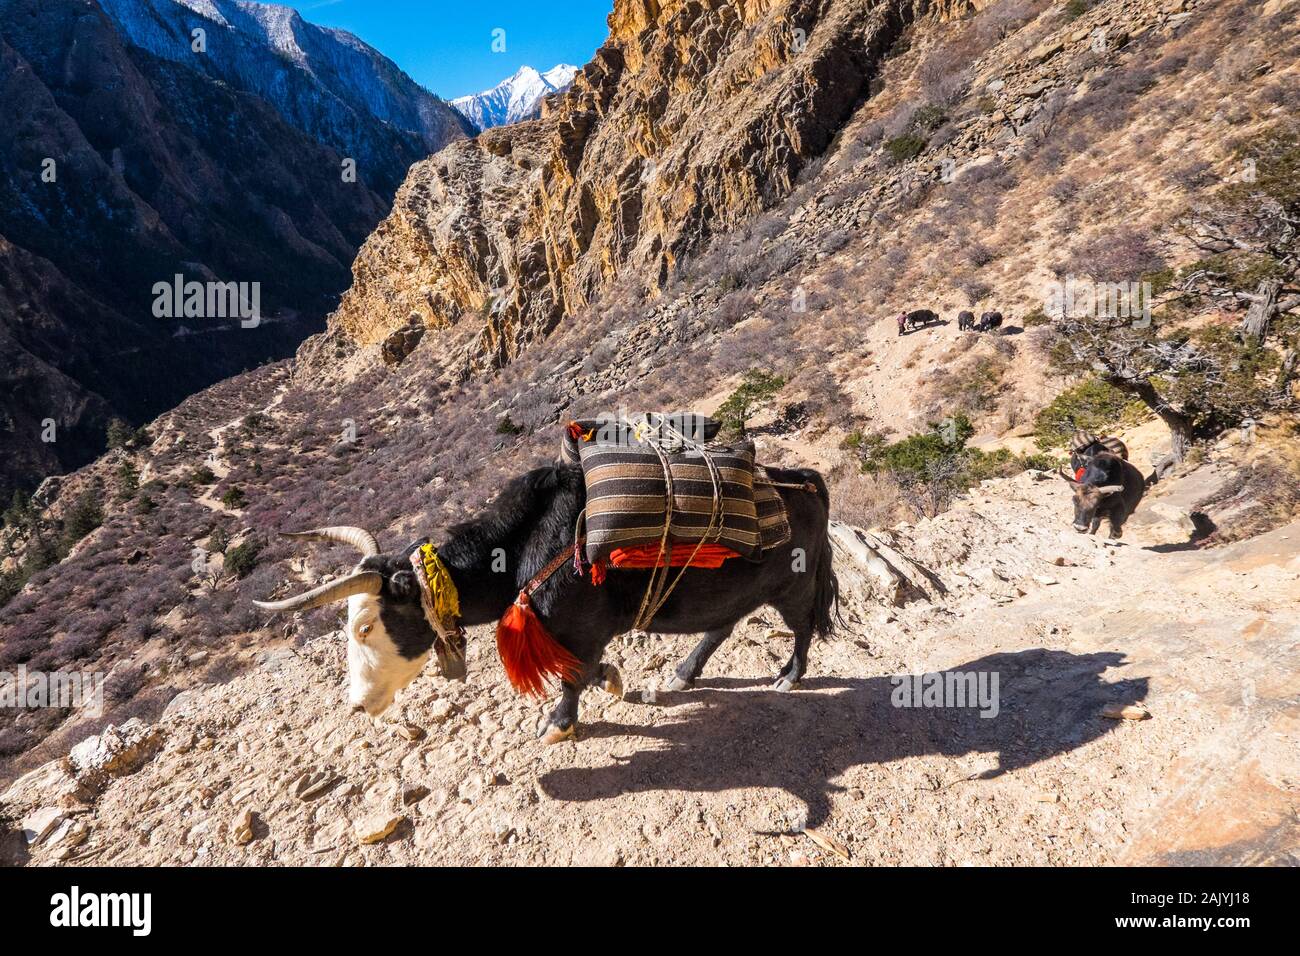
[{"left": 559, "top": 412, "right": 793, "bottom": 574}]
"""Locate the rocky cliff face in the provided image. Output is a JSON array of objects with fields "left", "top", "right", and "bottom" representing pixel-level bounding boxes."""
[
  {"left": 326, "top": 0, "right": 975, "bottom": 368},
  {"left": 96, "top": 0, "right": 472, "bottom": 182},
  {"left": 0, "top": 0, "right": 470, "bottom": 496}
]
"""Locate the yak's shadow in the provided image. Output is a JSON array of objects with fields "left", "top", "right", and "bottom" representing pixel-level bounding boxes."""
[
  {"left": 543, "top": 649, "right": 1146, "bottom": 826},
  {"left": 1144, "top": 511, "right": 1218, "bottom": 553}
]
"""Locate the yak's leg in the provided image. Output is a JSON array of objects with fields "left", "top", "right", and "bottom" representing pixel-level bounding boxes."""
[
  {"left": 539, "top": 681, "right": 581, "bottom": 744},
  {"left": 773, "top": 626, "right": 813, "bottom": 692},
  {"left": 666, "top": 626, "right": 734, "bottom": 691},
  {"left": 539, "top": 660, "right": 604, "bottom": 744},
  {"left": 1108, "top": 512, "right": 1125, "bottom": 540},
  {"left": 772, "top": 602, "right": 814, "bottom": 692},
  {"left": 1088, "top": 515, "right": 1103, "bottom": 535},
  {"left": 598, "top": 660, "right": 623, "bottom": 698}
]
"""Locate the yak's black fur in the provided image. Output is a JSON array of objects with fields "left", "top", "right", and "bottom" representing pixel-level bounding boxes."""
[{"left": 1068, "top": 452, "right": 1146, "bottom": 538}]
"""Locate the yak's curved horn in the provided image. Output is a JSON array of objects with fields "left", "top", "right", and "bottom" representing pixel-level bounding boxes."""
[
  {"left": 1093, "top": 484, "right": 1125, "bottom": 496},
  {"left": 281, "top": 526, "right": 379, "bottom": 557},
  {"left": 253, "top": 571, "right": 382, "bottom": 613},
  {"left": 1057, "top": 468, "right": 1080, "bottom": 485}
]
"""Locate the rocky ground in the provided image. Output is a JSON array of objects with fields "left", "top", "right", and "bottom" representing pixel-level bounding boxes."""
[{"left": 6, "top": 458, "right": 1296, "bottom": 867}]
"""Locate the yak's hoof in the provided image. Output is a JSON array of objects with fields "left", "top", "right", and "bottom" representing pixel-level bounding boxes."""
[
  {"left": 601, "top": 665, "right": 623, "bottom": 699},
  {"left": 772, "top": 676, "right": 800, "bottom": 693},
  {"left": 539, "top": 723, "right": 576, "bottom": 745},
  {"left": 665, "top": 674, "right": 694, "bottom": 692}
]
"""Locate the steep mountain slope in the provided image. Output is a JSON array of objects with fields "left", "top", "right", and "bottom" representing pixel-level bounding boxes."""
[
  {"left": 329, "top": 0, "right": 958, "bottom": 366},
  {"left": 5, "top": 464, "right": 1297, "bottom": 866},
  {"left": 0, "top": 0, "right": 470, "bottom": 496},
  {"left": 451, "top": 64, "right": 580, "bottom": 129},
  {"left": 96, "top": 0, "right": 471, "bottom": 170}
]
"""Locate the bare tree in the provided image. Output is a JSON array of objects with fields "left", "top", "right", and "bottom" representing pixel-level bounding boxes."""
[
  {"left": 1052, "top": 316, "right": 1216, "bottom": 465},
  {"left": 1170, "top": 128, "right": 1300, "bottom": 344},
  {"left": 896, "top": 454, "right": 965, "bottom": 519}
]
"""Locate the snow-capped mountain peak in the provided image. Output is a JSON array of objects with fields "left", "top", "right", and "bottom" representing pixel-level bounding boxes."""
[{"left": 451, "top": 63, "right": 579, "bottom": 130}]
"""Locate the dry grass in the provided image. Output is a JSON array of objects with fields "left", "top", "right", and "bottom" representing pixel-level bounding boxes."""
[{"left": 828, "top": 464, "right": 905, "bottom": 530}]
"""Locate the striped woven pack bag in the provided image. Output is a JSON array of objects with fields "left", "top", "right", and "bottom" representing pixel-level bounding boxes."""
[{"left": 563, "top": 414, "right": 764, "bottom": 566}]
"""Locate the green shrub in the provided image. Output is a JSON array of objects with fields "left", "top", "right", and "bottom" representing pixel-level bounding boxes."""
[
  {"left": 208, "top": 526, "right": 231, "bottom": 555},
  {"left": 1065, "top": 0, "right": 1092, "bottom": 19},
  {"left": 495, "top": 415, "right": 523, "bottom": 436},
  {"left": 854, "top": 415, "right": 973, "bottom": 478},
  {"left": 223, "top": 540, "right": 261, "bottom": 579},
  {"left": 106, "top": 418, "right": 133, "bottom": 450},
  {"left": 183, "top": 466, "right": 217, "bottom": 488},
  {"left": 106, "top": 418, "right": 148, "bottom": 450},
  {"left": 912, "top": 104, "right": 947, "bottom": 133},
  {"left": 885, "top": 133, "right": 927, "bottom": 164},
  {"left": 220, "top": 487, "right": 247, "bottom": 509},
  {"left": 1019, "top": 452, "right": 1060, "bottom": 472},
  {"left": 62, "top": 493, "right": 103, "bottom": 546},
  {"left": 844, "top": 415, "right": 1044, "bottom": 515},
  {"left": 716, "top": 370, "right": 786, "bottom": 435},
  {"left": 2, "top": 490, "right": 36, "bottom": 531},
  {"left": 1033, "top": 378, "right": 1149, "bottom": 448},
  {"left": 116, "top": 460, "right": 140, "bottom": 501},
  {"left": 1161, "top": 325, "right": 1282, "bottom": 433},
  {"left": 241, "top": 412, "right": 267, "bottom": 436}
]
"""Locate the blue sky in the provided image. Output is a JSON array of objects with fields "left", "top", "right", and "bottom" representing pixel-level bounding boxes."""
[{"left": 284, "top": 0, "right": 612, "bottom": 99}]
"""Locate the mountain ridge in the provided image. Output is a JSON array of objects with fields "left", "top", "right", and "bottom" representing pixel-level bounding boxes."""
[
  {"left": 450, "top": 63, "right": 580, "bottom": 130},
  {"left": 0, "top": 0, "right": 471, "bottom": 497}
]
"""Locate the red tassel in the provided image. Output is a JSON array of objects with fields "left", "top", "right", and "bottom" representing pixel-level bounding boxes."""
[
  {"left": 590, "top": 559, "right": 606, "bottom": 586},
  {"left": 495, "top": 592, "right": 583, "bottom": 697}
]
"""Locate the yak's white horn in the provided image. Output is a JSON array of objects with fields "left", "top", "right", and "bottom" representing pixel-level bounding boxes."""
[
  {"left": 253, "top": 571, "right": 382, "bottom": 613},
  {"left": 281, "top": 526, "right": 379, "bottom": 557}
]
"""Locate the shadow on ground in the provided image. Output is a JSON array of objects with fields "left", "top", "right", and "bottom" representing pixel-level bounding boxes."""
[
  {"left": 541, "top": 649, "right": 1147, "bottom": 826},
  {"left": 1144, "top": 511, "right": 1218, "bottom": 553}
]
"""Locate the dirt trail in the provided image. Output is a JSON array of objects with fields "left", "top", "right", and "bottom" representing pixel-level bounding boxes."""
[
  {"left": 192, "top": 385, "right": 288, "bottom": 516},
  {"left": 5, "top": 466, "right": 1297, "bottom": 866}
]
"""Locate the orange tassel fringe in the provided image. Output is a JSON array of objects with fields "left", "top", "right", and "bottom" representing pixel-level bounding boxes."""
[
  {"left": 495, "top": 591, "right": 583, "bottom": 697},
  {"left": 607, "top": 543, "right": 740, "bottom": 569}
]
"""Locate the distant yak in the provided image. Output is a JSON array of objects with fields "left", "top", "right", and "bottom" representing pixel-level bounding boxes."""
[
  {"left": 902, "top": 309, "right": 939, "bottom": 333},
  {"left": 1059, "top": 452, "right": 1146, "bottom": 538}
]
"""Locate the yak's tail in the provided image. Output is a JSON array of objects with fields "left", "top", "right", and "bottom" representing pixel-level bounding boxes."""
[
  {"left": 813, "top": 530, "right": 841, "bottom": 638},
  {"left": 798, "top": 470, "right": 841, "bottom": 639}
]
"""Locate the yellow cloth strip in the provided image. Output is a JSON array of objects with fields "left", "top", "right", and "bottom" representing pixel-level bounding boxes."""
[{"left": 418, "top": 543, "right": 460, "bottom": 628}]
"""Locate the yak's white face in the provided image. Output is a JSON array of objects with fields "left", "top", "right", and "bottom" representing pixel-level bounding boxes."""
[{"left": 346, "top": 593, "right": 429, "bottom": 716}]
